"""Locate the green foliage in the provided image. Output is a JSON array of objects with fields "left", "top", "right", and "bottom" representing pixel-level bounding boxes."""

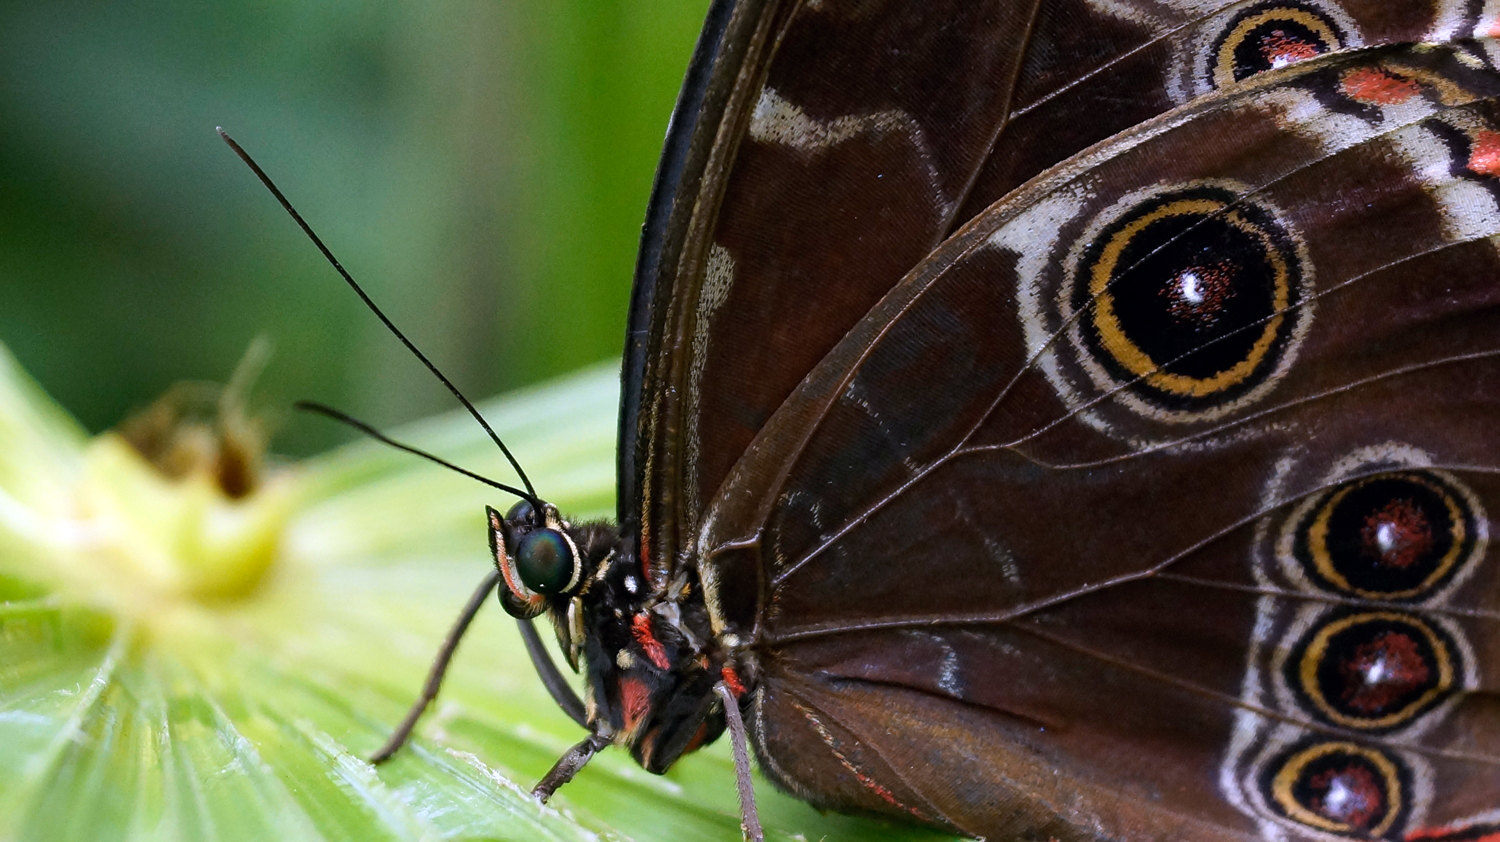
[
  {"left": 0, "top": 0, "right": 708, "bottom": 454},
  {"left": 0, "top": 6, "right": 973, "bottom": 838},
  {"left": 0, "top": 348, "right": 961, "bottom": 842}
]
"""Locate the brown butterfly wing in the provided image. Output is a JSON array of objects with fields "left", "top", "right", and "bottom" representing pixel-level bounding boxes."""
[
  {"left": 629, "top": 0, "right": 1042, "bottom": 583},
  {"left": 697, "top": 42, "right": 1500, "bottom": 839},
  {"left": 621, "top": 0, "right": 776, "bottom": 547},
  {"left": 962, "top": 0, "right": 1474, "bottom": 207},
  {"left": 630, "top": 0, "right": 1470, "bottom": 593}
]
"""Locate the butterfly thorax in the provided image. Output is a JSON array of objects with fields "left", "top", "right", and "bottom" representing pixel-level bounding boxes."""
[
  {"left": 487, "top": 501, "right": 740, "bottom": 774},
  {"left": 575, "top": 548, "right": 732, "bottom": 772}
]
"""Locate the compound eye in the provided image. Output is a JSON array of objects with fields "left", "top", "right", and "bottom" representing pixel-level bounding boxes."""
[
  {"left": 506, "top": 499, "right": 537, "bottom": 526},
  {"left": 515, "top": 528, "right": 578, "bottom": 595}
]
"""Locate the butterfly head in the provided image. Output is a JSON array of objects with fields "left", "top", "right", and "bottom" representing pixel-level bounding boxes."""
[
  {"left": 487, "top": 500, "right": 733, "bottom": 773},
  {"left": 487, "top": 499, "right": 598, "bottom": 619}
]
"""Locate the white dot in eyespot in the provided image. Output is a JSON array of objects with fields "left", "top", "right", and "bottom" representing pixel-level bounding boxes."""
[
  {"left": 1375, "top": 522, "right": 1399, "bottom": 556},
  {"left": 1324, "top": 777, "right": 1360, "bottom": 817},
  {"left": 624, "top": 575, "right": 638, "bottom": 594},
  {"left": 1180, "top": 269, "right": 1205, "bottom": 304}
]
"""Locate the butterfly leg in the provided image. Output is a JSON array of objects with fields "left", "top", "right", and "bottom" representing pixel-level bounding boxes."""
[
  {"left": 517, "top": 616, "right": 588, "bottom": 726},
  {"left": 368, "top": 568, "right": 501, "bottom": 764},
  {"left": 533, "top": 731, "right": 610, "bottom": 801},
  {"left": 715, "top": 681, "right": 763, "bottom": 842}
]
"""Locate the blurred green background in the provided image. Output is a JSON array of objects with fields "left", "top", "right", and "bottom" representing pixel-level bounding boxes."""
[{"left": 0, "top": 0, "right": 710, "bottom": 456}]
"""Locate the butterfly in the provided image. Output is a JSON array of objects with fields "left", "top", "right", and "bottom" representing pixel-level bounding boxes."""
[{"left": 293, "top": 0, "right": 1500, "bottom": 839}]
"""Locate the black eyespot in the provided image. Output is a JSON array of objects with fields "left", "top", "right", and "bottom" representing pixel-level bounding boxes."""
[
  {"left": 1265, "top": 740, "right": 1408, "bottom": 838},
  {"left": 1292, "top": 471, "right": 1478, "bottom": 600},
  {"left": 1072, "top": 185, "right": 1307, "bottom": 415},
  {"left": 1287, "top": 610, "right": 1458, "bottom": 731},
  {"left": 515, "top": 528, "right": 577, "bottom": 595},
  {"left": 1209, "top": 1, "right": 1346, "bottom": 89}
]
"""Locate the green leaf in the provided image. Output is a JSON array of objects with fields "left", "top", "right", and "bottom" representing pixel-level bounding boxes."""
[{"left": 0, "top": 345, "right": 961, "bottom": 842}]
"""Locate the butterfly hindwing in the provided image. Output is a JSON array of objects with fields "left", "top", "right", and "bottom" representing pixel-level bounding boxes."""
[
  {"left": 619, "top": 0, "right": 1500, "bottom": 838},
  {"left": 695, "top": 41, "right": 1500, "bottom": 839}
]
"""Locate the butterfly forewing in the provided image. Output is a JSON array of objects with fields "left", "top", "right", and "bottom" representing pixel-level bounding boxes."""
[
  {"left": 636, "top": 0, "right": 1482, "bottom": 583},
  {"left": 633, "top": 0, "right": 1041, "bottom": 580}
]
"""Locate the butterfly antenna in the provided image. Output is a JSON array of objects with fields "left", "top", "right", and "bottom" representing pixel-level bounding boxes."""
[
  {"left": 296, "top": 401, "right": 537, "bottom": 503},
  {"left": 218, "top": 128, "right": 538, "bottom": 500}
]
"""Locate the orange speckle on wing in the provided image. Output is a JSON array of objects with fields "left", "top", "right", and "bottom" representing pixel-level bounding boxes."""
[
  {"left": 791, "top": 700, "right": 929, "bottom": 822},
  {"left": 1470, "top": 131, "right": 1500, "bottom": 177},
  {"left": 1406, "top": 824, "right": 1500, "bottom": 842},
  {"left": 1340, "top": 67, "right": 1421, "bottom": 105}
]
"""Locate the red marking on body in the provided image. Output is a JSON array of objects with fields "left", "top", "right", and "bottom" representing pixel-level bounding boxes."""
[
  {"left": 1360, "top": 498, "right": 1433, "bottom": 569},
  {"left": 721, "top": 665, "right": 747, "bottom": 698},
  {"left": 1340, "top": 67, "right": 1421, "bottom": 105},
  {"left": 1339, "top": 630, "right": 1430, "bottom": 713},
  {"left": 632, "top": 613, "right": 671, "bottom": 670},
  {"left": 1259, "top": 31, "right": 1321, "bottom": 68},
  {"left": 1469, "top": 130, "right": 1500, "bottom": 177},
  {"left": 620, "top": 675, "right": 651, "bottom": 730}
]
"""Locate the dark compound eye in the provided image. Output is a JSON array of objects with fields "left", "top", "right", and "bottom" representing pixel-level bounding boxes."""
[
  {"left": 506, "top": 498, "right": 537, "bottom": 526},
  {"left": 515, "top": 528, "right": 578, "bottom": 595}
]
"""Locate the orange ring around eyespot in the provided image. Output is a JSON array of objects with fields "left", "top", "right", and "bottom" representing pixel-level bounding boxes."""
[
  {"left": 1088, "top": 198, "right": 1291, "bottom": 398},
  {"left": 1270, "top": 740, "right": 1403, "bottom": 836},
  {"left": 1213, "top": 6, "right": 1343, "bottom": 88},
  {"left": 1304, "top": 473, "right": 1468, "bottom": 600},
  {"left": 1295, "top": 611, "right": 1454, "bottom": 730}
]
